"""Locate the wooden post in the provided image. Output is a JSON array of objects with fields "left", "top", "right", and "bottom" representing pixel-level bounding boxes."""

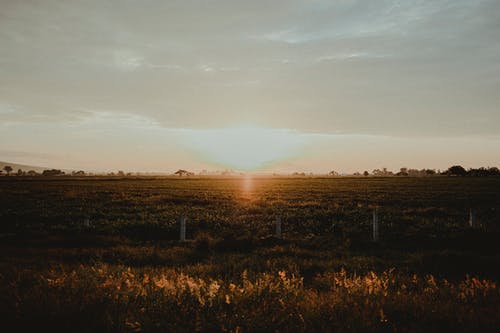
[
  {"left": 468, "top": 209, "right": 474, "bottom": 228},
  {"left": 372, "top": 209, "right": 379, "bottom": 242},
  {"left": 179, "top": 215, "right": 186, "bottom": 241},
  {"left": 83, "top": 216, "right": 92, "bottom": 228},
  {"left": 275, "top": 216, "right": 282, "bottom": 238}
]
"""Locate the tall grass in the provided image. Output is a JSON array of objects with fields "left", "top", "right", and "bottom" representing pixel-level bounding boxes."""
[{"left": 2, "top": 265, "right": 499, "bottom": 332}]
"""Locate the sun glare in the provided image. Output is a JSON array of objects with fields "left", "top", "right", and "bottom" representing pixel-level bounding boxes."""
[
  {"left": 242, "top": 174, "right": 253, "bottom": 194},
  {"left": 182, "top": 126, "right": 305, "bottom": 170}
]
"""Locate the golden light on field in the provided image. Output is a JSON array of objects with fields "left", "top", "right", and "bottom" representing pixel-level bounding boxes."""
[
  {"left": 183, "top": 126, "right": 305, "bottom": 170},
  {"left": 241, "top": 174, "right": 253, "bottom": 195}
]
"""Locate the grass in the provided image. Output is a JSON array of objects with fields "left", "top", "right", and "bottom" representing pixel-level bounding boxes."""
[
  {"left": 1, "top": 176, "right": 499, "bottom": 331},
  {"left": 2, "top": 265, "right": 498, "bottom": 332}
]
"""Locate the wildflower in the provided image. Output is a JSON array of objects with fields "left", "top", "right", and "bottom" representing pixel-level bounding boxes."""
[
  {"left": 208, "top": 281, "right": 220, "bottom": 299},
  {"left": 154, "top": 275, "right": 169, "bottom": 289}
]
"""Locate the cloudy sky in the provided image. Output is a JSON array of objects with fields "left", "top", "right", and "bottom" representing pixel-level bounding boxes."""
[{"left": 1, "top": 0, "right": 499, "bottom": 173}]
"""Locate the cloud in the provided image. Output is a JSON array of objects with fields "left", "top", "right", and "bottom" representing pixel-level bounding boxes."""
[
  {"left": 0, "top": 0, "right": 499, "bottom": 139},
  {"left": 0, "top": 149, "right": 59, "bottom": 161}
]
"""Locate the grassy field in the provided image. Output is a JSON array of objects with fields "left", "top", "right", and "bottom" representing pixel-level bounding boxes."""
[{"left": 1, "top": 176, "right": 500, "bottom": 332}]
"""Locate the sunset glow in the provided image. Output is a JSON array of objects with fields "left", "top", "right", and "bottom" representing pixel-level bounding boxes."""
[
  {"left": 183, "top": 127, "right": 305, "bottom": 170},
  {"left": 0, "top": 0, "right": 499, "bottom": 173}
]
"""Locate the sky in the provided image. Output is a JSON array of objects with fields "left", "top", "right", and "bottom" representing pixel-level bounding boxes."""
[{"left": 1, "top": 0, "right": 499, "bottom": 173}]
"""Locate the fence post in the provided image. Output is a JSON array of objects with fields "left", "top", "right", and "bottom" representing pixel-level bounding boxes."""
[
  {"left": 468, "top": 209, "right": 474, "bottom": 228},
  {"left": 275, "top": 216, "right": 282, "bottom": 238},
  {"left": 179, "top": 215, "right": 186, "bottom": 241},
  {"left": 373, "top": 208, "right": 379, "bottom": 242}
]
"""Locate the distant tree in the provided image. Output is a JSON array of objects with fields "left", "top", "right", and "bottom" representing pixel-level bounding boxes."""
[
  {"left": 488, "top": 167, "right": 500, "bottom": 176},
  {"left": 3, "top": 165, "right": 13, "bottom": 176},
  {"left": 174, "top": 169, "right": 194, "bottom": 176},
  {"left": 328, "top": 170, "right": 339, "bottom": 176},
  {"left": 396, "top": 167, "right": 409, "bottom": 176},
  {"left": 42, "top": 169, "right": 64, "bottom": 176},
  {"left": 425, "top": 169, "right": 436, "bottom": 175},
  {"left": 467, "top": 168, "right": 483, "bottom": 177},
  {"left": 467, "top": 167, "right": 500, "bottom": 177},
  {"left": 372, "top": 168, "right": 394, "bottom": 176},
  {"left": 26, "top": 170, "right": 38, "bottom": 176},
  {"left": 117, "top": 170, "right": 125, "bottom": 177},
  {"left": 363, "top": 171, "right": 369, "bottom": 176},
  {"left": 16, "top": 169, "right": 23, "bottom": 176},
  {"left": 72, "top": 170, "right": 86, "bottom": 176},
  {"left": 446, "top": 165, "right": 467, "bottom": 176}
]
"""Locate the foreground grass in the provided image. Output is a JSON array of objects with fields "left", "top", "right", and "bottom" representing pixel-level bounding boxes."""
[{"left": 1, "top": 264, "right": 499, "bottom": 333}]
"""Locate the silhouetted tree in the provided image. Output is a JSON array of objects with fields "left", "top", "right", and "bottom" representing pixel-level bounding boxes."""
[
  {"left": 42, "top": 169, "right": 64, "bottom": 176},
  {"left": 467, "top": 167, "right": 500, "bottom": 177},
  {"left": 174, "top": 169, "right": 194, "bottom": 176},
  {"left": 372, "top": 168, "right": 393, "bottom": 176},
  {"left": 396, "top": 167, "right": 409, "bottom": 176},
  {"left": 488, "top": 167, "right": 500, "bottom": 175},
  {"left": 445, "top": 165, "right": 467, "bottom": 176},
  {"left": 363, "top": 171, "right": 369, "bottom": 176},
  {"left": 3, "top": 165, "right": 12, "bottom": 175}
]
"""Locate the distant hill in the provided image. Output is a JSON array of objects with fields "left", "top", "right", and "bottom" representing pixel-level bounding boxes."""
[{"left": 0, "top": 161, "right": 73, "bottom": 174}]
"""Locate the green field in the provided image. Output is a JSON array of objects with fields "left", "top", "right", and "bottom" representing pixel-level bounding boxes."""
[{"left": 1, "top": 177, "right": 500, "bottom": 332}]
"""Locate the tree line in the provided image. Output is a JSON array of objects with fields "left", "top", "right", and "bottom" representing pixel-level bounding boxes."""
[
  {"left": 2, "top": 165, "right": 499, "bottom": 177},
  {"left": 324, "top": 165, "right": 500, "bottom": 177},
  {"left": 0, "top": 167, "right": 82, "bottom": 176}
]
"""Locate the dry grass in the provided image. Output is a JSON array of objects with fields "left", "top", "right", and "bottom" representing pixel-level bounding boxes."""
[{"left": 2, "top": 265, "right": 499, "bottom": 332}]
